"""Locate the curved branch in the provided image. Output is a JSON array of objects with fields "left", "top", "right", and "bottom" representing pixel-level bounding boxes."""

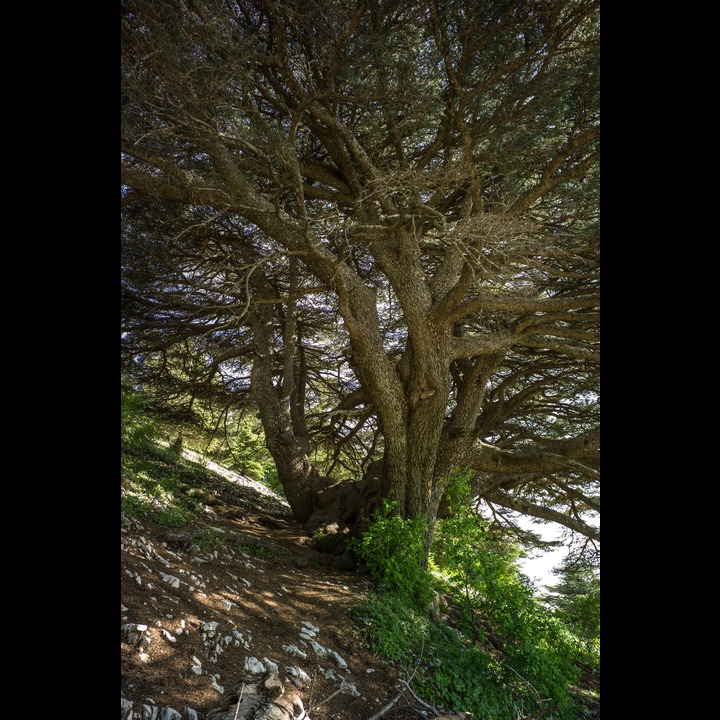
[
  {"left": 482, "top": 487, "right": 599, "bottom": 541},
  {"left": 448, "top": 292, "right": 599, "bottom": 323},
  {"left": 471, "top": 439, "right": 599, "bottom": 480}
]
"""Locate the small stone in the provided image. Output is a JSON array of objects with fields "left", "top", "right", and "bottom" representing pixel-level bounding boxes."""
[
  {"left": 202, "top": 621, "right": 219, "bottom": 636},
  {"left": 211, "top": 679, "right": 224, "bottom": 694},
  {"left": 285, "top": 666, "right": 311, "bottom": 687},
  {"left": 160, "top": 709, "right": 182, "bottom": 720},
  {"left": 244, "top": 656, "right": 265, "bottom": 674},
  {"left": 282, "top": 644, "right": 307, "bottom": 659},
  {"left": 159, "top": 572, "right": 181, "bottom": 589},
  {"left": 120, "top": 697, "right": 133, "bottom": 719}
]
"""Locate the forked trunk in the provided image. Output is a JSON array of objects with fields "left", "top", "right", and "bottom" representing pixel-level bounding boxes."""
[{"left": 250, "top": 303, "right": 331, "bottom": 522}]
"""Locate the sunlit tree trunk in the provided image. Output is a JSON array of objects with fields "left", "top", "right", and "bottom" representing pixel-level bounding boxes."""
[{"left": 250, "top": 301, "right": 329, "bottom": 522}]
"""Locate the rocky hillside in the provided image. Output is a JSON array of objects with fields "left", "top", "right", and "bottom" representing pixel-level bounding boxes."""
[
  {"left": 121, "top": 449, "right": 599, "bottom": 719},
  {"left": 121, "top": 451, "right": 440, "bottom": 719}
]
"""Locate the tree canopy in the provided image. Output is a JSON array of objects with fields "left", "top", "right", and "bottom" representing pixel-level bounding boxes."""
[{"left": 121, "top": 0, "right": 599, "bottom": 561}]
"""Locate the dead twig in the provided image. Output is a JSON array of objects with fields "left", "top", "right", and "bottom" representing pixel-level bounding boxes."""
[
  {"left": 517, "top": 703, "right": 559, "bottom": 720},
  {"left": 310, "top": 681, "right": 353, "bottom": 710},
  {"left": 232, "top": 682, "right": 245, "bottom": 720},
  {"left": 398, "top": 678, "right": 438, "bottom": 715},
  {"left": 365, "top": 691, "right": 401, "bottom": 720},
  {"left": 307, "top": 670, "right": 317, "bottom": 713}
]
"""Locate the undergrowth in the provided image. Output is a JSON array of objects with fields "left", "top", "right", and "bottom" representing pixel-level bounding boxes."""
[
  {"left": 350, "top": 474, "right": 598, "bottom": 720},
  {"left": 121, "top": 388, "right": 598, "bottom": 718},
  {"left": 121, "top": 387, "right": 287, "bottom": 528}
]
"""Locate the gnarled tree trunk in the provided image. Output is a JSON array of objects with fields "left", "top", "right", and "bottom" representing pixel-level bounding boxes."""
[{"left": 250, "top": 299, "right": 332, "bottom": 523}]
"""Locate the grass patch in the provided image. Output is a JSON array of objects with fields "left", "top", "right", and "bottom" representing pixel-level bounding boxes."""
[{"left": 121, "top": 443, "right": 208, "bottom": 527}]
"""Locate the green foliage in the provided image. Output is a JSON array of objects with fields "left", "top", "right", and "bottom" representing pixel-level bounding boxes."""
[
  {"left": 352, "top": 592, "right": 430, "bottom": 664},
  {"left": 121, "top": 386, "right": 289, "bottom": 525},
  {"left": 230, "top": 421, "right": 269, "bottom": 482},
  {"left": 121, "top": 388, "right": 160, "bottom": 449},
  {"left": 233, "top": 542, "right": 278, "bottom": 559},
  {"left": 121, "top": 444, "right": 204, "bottom": 527},
  {"left": 260, "top": 464, "right": 285, "bottom": 498},
  {"left": 416, "top": 640, "right": 516, "bottom": 720},
  {"left": 352, "top": 593, "right": 523, "bottom": 720},
  {"left": 430, "top": 473, "right": 583, "bottom": 716},
  {"left": 352, "top": 471, "right": 594, "bottom": 719},
  {"left": 545, "top": 557, "right": 600, "bottom": 667},
  {"left": 193, "top": 534, "right": 222, "bottom": 552},
  {"left": 350, "top": 499, "right": 433, "bottom": 612},
  {"left": 121, "top": 390, "right": 210, "bottom": 527},
  {"left": 121, "top": 494, "right": 152, "bottom": 520}
]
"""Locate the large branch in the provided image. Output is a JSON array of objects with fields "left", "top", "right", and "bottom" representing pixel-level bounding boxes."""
[
  {"left": 447, "top": 291, "right": 600, "bottom": 323},
  {"left": 483, "top": 487, "right": 600, "bottom": 541},
  {"left": 471, "top": 439, "right": 599, "bottom": 480},
  {"left": 121, "top": 165, "right": 234, "bottom": 209}
]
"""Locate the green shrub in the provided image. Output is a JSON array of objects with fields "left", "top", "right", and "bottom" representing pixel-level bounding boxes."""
[
  {"left": 419, "top": 642, "right": 516, "bottom": 720},
  {"left": 352, "top": 593, "right": 518, "bottom": 720},
  {"left": 430, "top": 472, "right": 583, "bottom": 718},
  {"left": 352, "top": 592, "right": 429, "bottom": 663},
  {"left": 154, "top": 505, "right": 196, "bottom": 527},
  {"left": 350, "top": 499, "right": 433, "bottom": 612},
  {"left": 121, "top": 494, "right": 151, "bottom": 519},
  {"left": 233, "top": 542, "right": 278, "bottom": 558}
]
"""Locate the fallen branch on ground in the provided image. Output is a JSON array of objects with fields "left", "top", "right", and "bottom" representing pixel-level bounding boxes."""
[{"left": 365, "top": 692, "right": 400, "bottom": 720}]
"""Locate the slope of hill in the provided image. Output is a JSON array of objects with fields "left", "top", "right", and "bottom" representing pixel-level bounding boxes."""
[
  {"left": 121, "top": 446, "right": 423, "bottom": 719},
  {"left": 120, "top": 443, "right": 599, "bottom": 719}
]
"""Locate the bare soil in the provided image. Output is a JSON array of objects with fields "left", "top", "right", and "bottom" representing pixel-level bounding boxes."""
[{"left": 121, "top": 458, "right": 418, "bottom": 720}]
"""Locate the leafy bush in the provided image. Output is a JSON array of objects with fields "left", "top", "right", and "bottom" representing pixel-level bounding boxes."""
[
  {"left": 153, "top": 505, "right": 196, "bottom": 527},
  {"left": 352, "top": 592, "right": 430, "bottom": 663},
  {"left": 351, "top": 471, "right": 591, "bottom": 719},
  {"left": 430, "top": 472, "right": 583, "bottom": 717},
  {"left": 350, "top": 499, "right": 433, "bottom": 612},
  {"left": 352, "top": 592, "right": 518, "bottom": 719},
  {"left": 418, "top": 641, "right": 516, "bottom": 720}
]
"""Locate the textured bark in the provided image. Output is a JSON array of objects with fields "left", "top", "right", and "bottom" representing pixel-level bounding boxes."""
[{"left": 250, "top": 303, "right": 331, "bottom": 523}]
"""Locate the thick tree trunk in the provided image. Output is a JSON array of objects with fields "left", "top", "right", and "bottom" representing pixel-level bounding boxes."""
[
  {"left": 249, "top": 247, "right": 464, "bottom": 546},
  {"left": 250, "top": 303, "right": 331, "bottom": 523}
]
